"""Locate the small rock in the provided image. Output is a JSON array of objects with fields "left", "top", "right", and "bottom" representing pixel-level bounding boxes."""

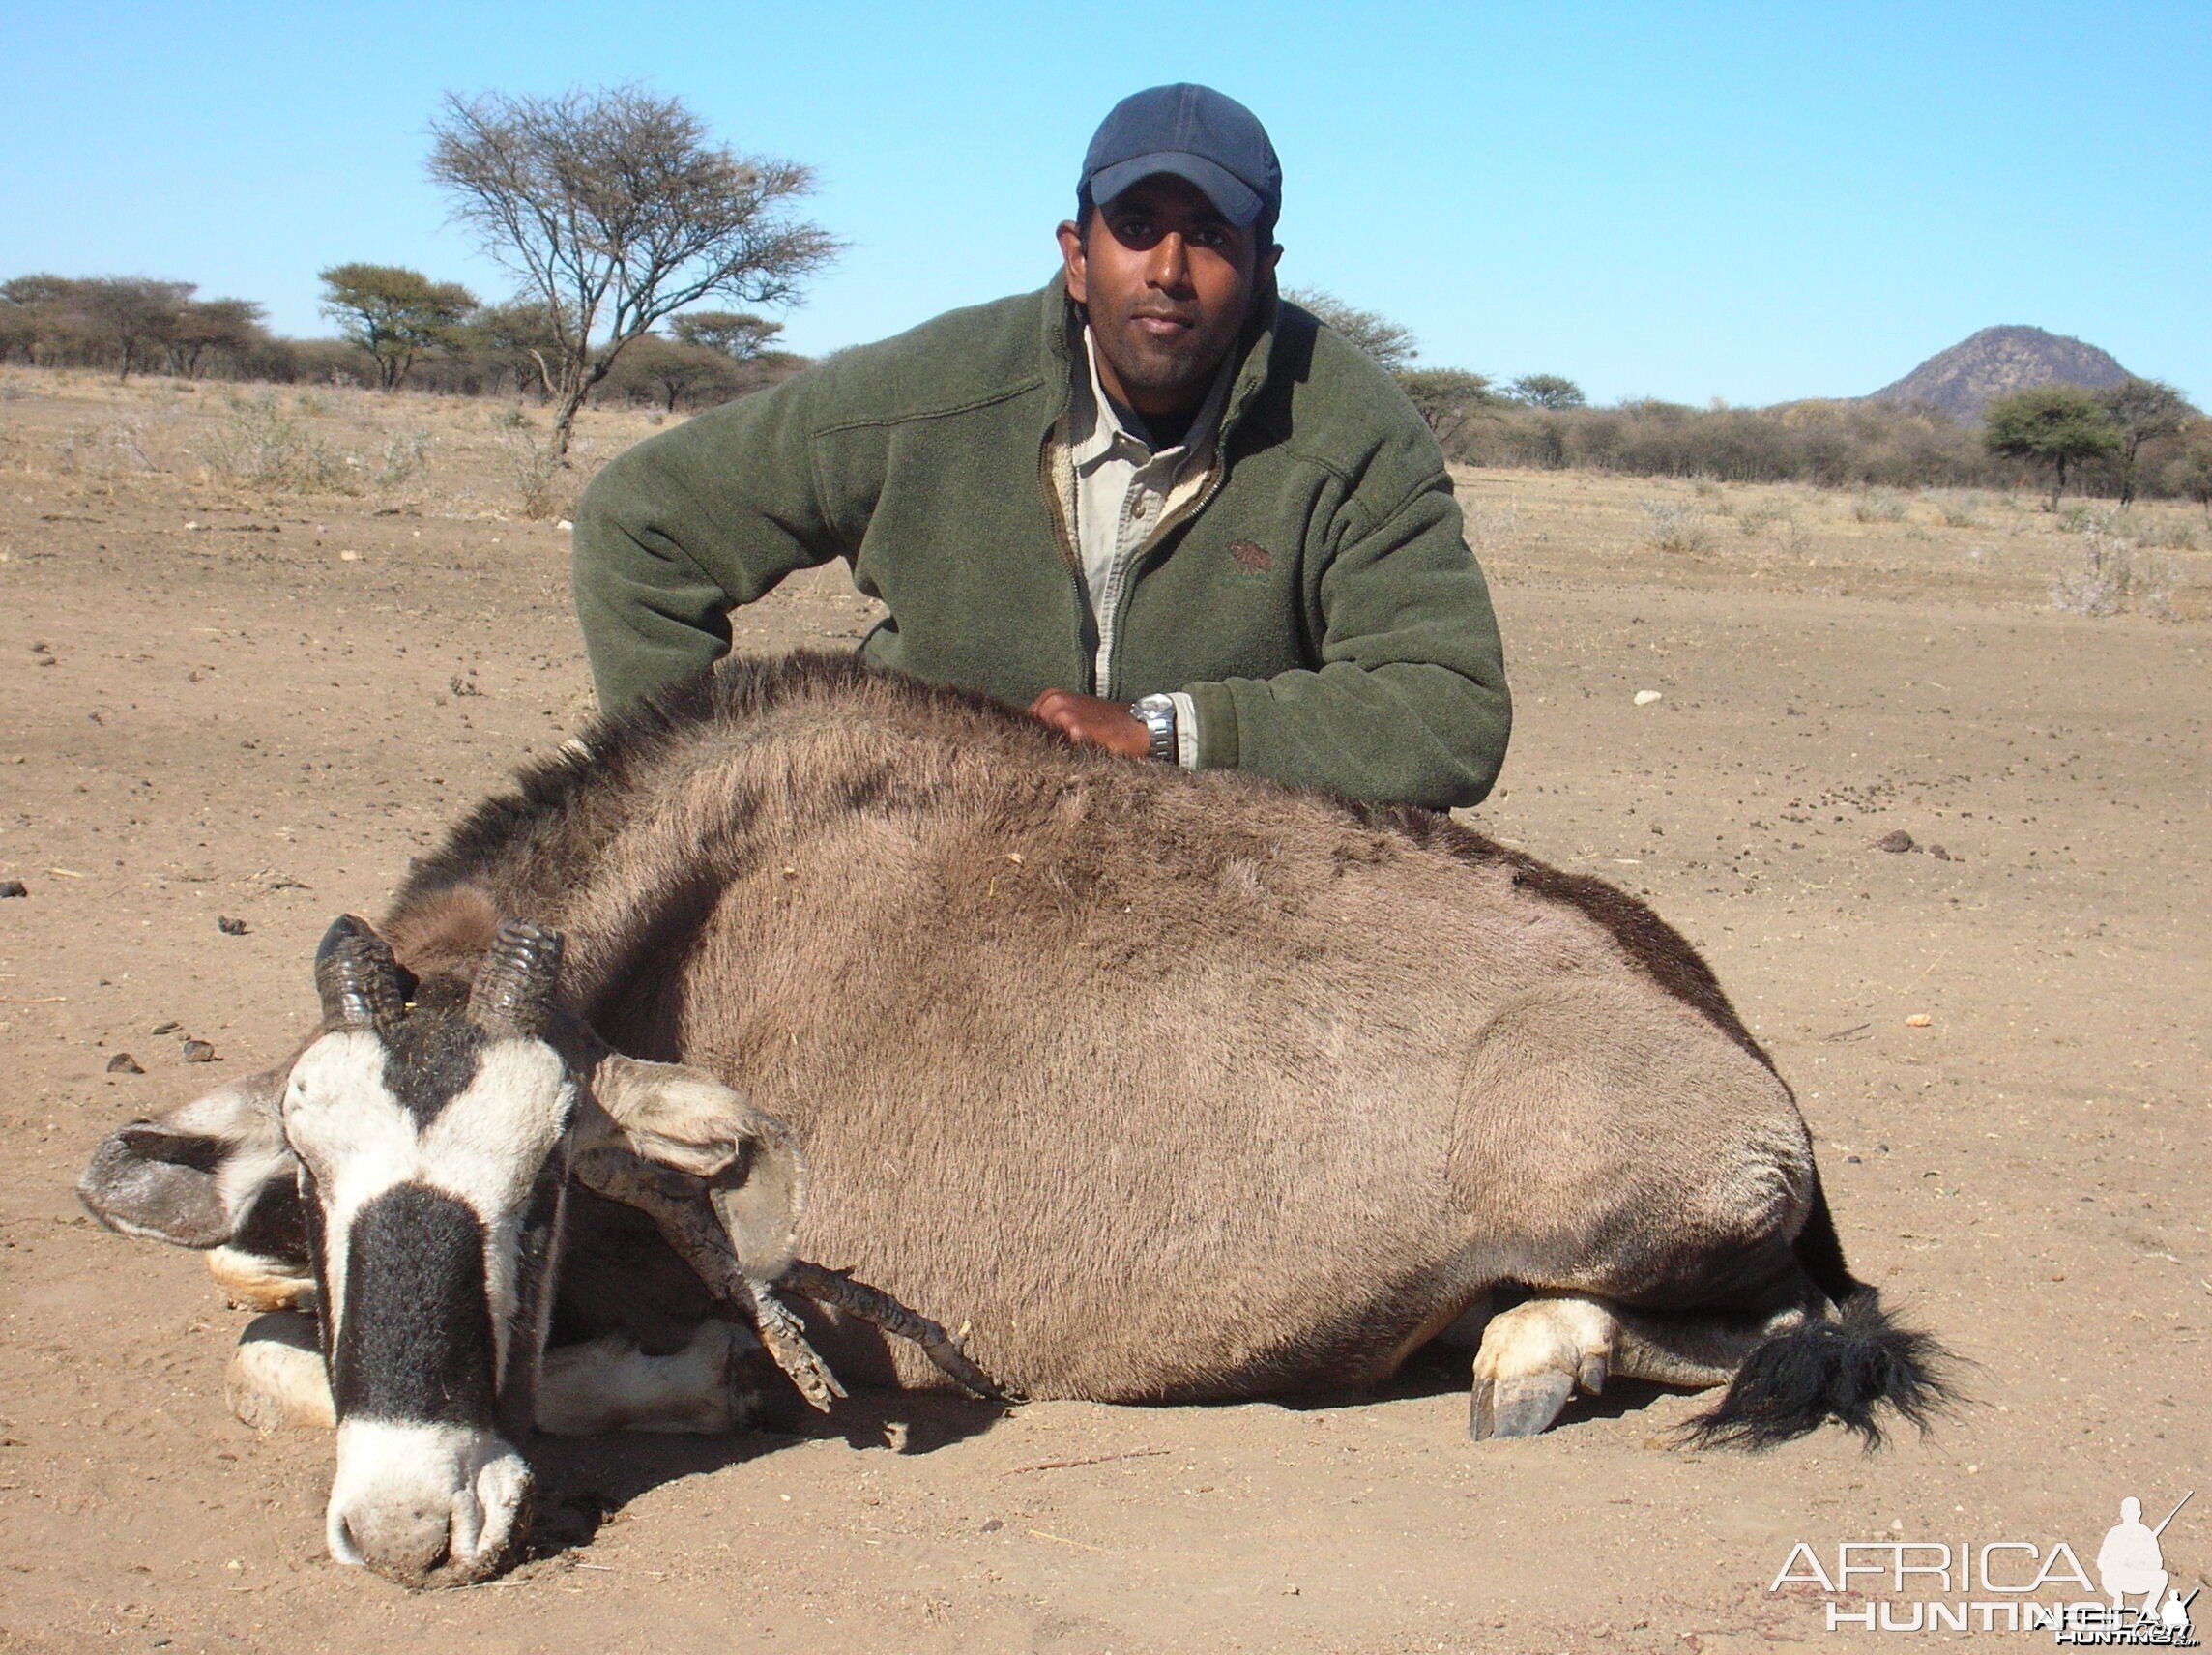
[
  {"left": 218, "top": 915, "right": 248, "bottom": 935},
  {"left": 1633, "top": 689, "right": 1663, "bottom": 707},
  {"left": 979, "top": 1518, "right": 1003, "bottom": 1533},
  {"left": 149, "top": 1020, "right": 181, "bottom": 1035},
  {"left": 338, "top": 549, "right": 359, "bottom": 562},
  {"left": 556, "top": 519, "right": 575, "bottom": 533},
  {"left": 1905, "top": 1014, "right": 1933, "bottom": 1028},
  {"left": 1877, "top": 829, "right": 1915, "bottom": 854},
  {"left": 1928, "top": 844, "right": 1953, "bottom": 861},
  {"left": 0, "top": 879, "right": 26, "bottom": 898},
  {"left": 181, "top": 1039, "right": 218, "bottom": 1063},
  {"left": 106, "top": 1053, "right": 145, "bottom": 1075}
]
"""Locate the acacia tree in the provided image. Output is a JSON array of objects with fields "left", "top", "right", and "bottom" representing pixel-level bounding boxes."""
[
  {"left": 2168, "top": 426, "right": 2212, "bottom": 523},
  {"left": 166, "top": 297, "right": 268, "bottom": 378},
  {"left": 1982, "top": 384, "right": 2121, "bottom": 510},
  {"left": 1395, "top": 368, "right": 1499, "bottom": 452},
  {"left": 1507, "top": 373, "right": 1586, "bottom": 410},
  {"left": 427, "top": 85, "right": 839, "bottom": 457},
  {"left": 471, "top": 297, "right": 566, "bottom": 398},
  {"left": 78, "top": 277, "right": 193, "bottom": 380},
  {"left": 1285, "top": 288, "right": 1419, "bottom": 373},
  {"left": 605, "top": 334, "right": 745, "bottom": 412},
  {"left": 319, "top": 263, "right": 478, "bottom": 391},
  {"left": 2098, "top": 377, "right": 2194, "bottom": 506},
  {"left": 669, "top": 309, "right": 784, "bottom": 361}
]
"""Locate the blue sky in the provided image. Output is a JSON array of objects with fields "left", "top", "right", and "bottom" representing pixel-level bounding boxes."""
[{"left": 4, "top": 1, "right": 2206, "bottom": 406}]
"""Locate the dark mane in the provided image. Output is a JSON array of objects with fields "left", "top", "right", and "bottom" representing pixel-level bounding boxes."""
[
  {"left": 391, "top": 649, "right": 1771, "bottom": 1070},
  {"left": 392, "top": 651, "right": 1025, "bottom": 910}
]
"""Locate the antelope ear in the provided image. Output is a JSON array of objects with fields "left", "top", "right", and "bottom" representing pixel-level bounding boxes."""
[
  {"left": 584, "top": 1053, "right": 807, "bottom": 1279},
  {"left": 79, "top": 1063, "right": 301, "bottom": 1252}
]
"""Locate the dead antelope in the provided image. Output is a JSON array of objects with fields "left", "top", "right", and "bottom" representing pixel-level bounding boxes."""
[{"left": 81, "top": 651, "right": 1947, "bottom": 1587}]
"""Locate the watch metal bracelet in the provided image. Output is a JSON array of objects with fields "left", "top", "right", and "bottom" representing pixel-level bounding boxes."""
[{"left": 1128, "top": 693, "right": 1178, "bottom": 763}]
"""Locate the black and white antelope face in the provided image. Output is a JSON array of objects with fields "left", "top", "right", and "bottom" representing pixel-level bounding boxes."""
[
  {"left": 289, "top": 915, "right": 573, "bottom": 1586},
  {"left": 80, "top": 911, "right": 810, "bottom": 1588}
]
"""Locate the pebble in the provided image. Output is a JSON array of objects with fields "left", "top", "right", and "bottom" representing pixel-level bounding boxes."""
[
  {"left": 1905, "top": 1014, "right": 1933, "bottom": 1028},
  {"left": 1877, "top": 829, "right": 1915, "bottom": 853},
  {"left": 218, "top": 915, "right": 248, "bottom": 935},
  {"left": 149, "top": 1020, "right": 181, "bottom": 1035},
  {"left": 181, "top": 1039, "right": 218, "bottom": 1063},
  {"left": 106, "top": 1053, "right": 145, "bottom": 1074},
  {"left": 1633, "top": 689, "right": 1663, "bottom": 707},
  {"left": 0, "top": 880, "right": 25, "bottom": 899}
]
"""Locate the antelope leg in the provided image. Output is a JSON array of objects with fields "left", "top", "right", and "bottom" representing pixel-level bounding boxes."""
[{"left": 568, "top": 1144, "right": 844, "bottom": 1411}]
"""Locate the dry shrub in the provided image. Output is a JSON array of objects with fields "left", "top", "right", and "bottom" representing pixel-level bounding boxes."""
[
  {"left": 495, "top": 425, "right": 600, "bottom": 520},
  {"left": 1933, "top": 491, "right": 1987, "bottom": 527},
  {"left": 1464, "top": 500, "right": 1519, "bottom": 547},
  {"left": 1735, "top": 500, "right": 1790, "bottom": 537},
  {"left": 1639, "top": 500, "right": 1712, "bottom": 554},
  {"left": 374, "top": 430, "right": 431, "bottom": 491},
  {"left": 1851, "top": 488, "right": 1908, "bottom": 523},
  {"left": 2051, "top": 509, "right": 2176, "bottom": 618},
  {"left": 57, "top": 416, "right": 162, "bottom": 478},
  {"left": 201, "top": 393, "right": 353, "bottom": 492}
]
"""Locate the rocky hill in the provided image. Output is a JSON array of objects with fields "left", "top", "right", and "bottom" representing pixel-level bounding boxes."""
[{"left": 1869, "top": 325, "right": 2133, "bottom": 420}]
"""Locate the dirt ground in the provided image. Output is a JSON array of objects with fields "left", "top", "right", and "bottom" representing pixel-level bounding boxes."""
[{"left": 0, "top": 370, "right": 2205, "bottom": 1653}]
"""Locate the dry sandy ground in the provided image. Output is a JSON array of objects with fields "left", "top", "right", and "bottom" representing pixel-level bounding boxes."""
[{"left": 0, "top": 372, "right": 2205, "bottom": 1653}]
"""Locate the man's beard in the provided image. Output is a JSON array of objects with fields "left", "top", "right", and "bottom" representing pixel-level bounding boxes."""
[{"left": 1093, "top": 301, "right": 1240, "bottom": 409}]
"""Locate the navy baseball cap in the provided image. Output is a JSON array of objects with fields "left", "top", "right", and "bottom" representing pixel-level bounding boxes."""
[{"left": 1080, "top": 83, "right": 1282, "bottom": 231}]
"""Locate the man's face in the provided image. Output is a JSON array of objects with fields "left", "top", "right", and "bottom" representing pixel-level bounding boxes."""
[{"left": 1057, "top": 174, "right": 1280, "bottom": 421}]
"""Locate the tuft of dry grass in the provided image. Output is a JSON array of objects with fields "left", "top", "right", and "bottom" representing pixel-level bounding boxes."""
[
  {"left": 199, "top": 393, "right": 353, "bottom": 492},
  {"left": 2050, "top": 508, "right": 2176, "bottom": 619},
  {"left": 1639, "top": 499, "right": 1713, "bottom": 555},
  {"left": 1851, "top": 488, "right": 1909, "bottom": 524}
]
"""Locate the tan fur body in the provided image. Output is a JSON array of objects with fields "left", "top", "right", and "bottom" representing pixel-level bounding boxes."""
[{"left": 381, "top": 654, "right": 1819, "bottom": 1404}]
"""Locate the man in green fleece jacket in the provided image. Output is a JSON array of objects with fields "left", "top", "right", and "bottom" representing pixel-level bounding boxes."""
[{"left": 572, "top": 83, "right": 1510, "bottom": 810}]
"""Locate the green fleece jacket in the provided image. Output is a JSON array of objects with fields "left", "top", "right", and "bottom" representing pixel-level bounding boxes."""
[{"left": 572, "top": 276, "right": 1511, "bottom": 809}]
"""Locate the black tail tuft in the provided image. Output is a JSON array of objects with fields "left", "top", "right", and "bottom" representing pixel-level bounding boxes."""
[{"left": 1682, "top": 1292, "right": 1953, "bottom": 1451}]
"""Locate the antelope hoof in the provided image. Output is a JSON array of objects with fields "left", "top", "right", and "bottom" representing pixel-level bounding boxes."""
[
  {"left": 1471, "top": 1371, "right": 1575, "bottom": 1439},
  {"left": 1468, "top": 1294, "right": 1619, "bottom": 1441}
]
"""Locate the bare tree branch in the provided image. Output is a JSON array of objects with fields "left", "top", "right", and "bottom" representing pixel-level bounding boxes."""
[{"left": 428, "top": 85, "right": 840, "bottom": 456}]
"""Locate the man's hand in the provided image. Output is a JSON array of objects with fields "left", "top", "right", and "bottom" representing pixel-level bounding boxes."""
[{"left": 1028, "top": 689, "right": 1152, "bottom": 759}]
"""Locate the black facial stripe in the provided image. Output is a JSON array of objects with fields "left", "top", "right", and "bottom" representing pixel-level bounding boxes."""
[
  {"left": 230, "top": 1171, "right": 309, "bottom": 1267},
  {"left": 379, "top": 1015, "right": 490, "bottom": 1126},
  {"left": 333, "top": 1184, "right": 497, "bottom": 1426}
]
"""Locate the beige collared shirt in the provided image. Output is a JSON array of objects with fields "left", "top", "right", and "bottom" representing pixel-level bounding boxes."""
[{"left": 1068, "top": 328, "right": 1234, "bottom": 768}]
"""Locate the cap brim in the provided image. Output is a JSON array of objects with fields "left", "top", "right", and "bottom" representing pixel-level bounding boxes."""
[{"left": 1086, "top": 153, "right": 1266, "bottom": 229}]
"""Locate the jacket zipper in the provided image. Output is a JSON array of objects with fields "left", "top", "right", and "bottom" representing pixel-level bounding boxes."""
[
  {"left": 1096, "top": 453, "right": 1230, "bottom": 701},
  {"left": 1035, "top": 429, "right": 1093, "bottom": 689}
]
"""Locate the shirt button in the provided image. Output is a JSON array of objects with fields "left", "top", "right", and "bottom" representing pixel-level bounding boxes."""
[{"left": 1134, "top": 496, "right": 1154, "bottom": 517}]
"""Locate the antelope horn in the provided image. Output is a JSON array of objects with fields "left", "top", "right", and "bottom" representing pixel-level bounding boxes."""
[
  {"left": 467, "top": 919, "right": 564, "bottom": 1037},
  {"left": 313, "top": 915, "right": 406, "bottom": 1034}
]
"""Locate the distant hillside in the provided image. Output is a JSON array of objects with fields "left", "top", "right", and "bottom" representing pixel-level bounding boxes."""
[{"left": 1869, "top": 326, "right": 2133, "bottom": 420}]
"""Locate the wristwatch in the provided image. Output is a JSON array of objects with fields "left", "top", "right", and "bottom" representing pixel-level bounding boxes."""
[{"left": 1128, "top": 693, "right": 1178, "bottom": 763}]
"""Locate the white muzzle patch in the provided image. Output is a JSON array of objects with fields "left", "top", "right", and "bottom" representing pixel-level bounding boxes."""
[{"left": 326, "top": 1418, "right": 533, "bottom": 1586}]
